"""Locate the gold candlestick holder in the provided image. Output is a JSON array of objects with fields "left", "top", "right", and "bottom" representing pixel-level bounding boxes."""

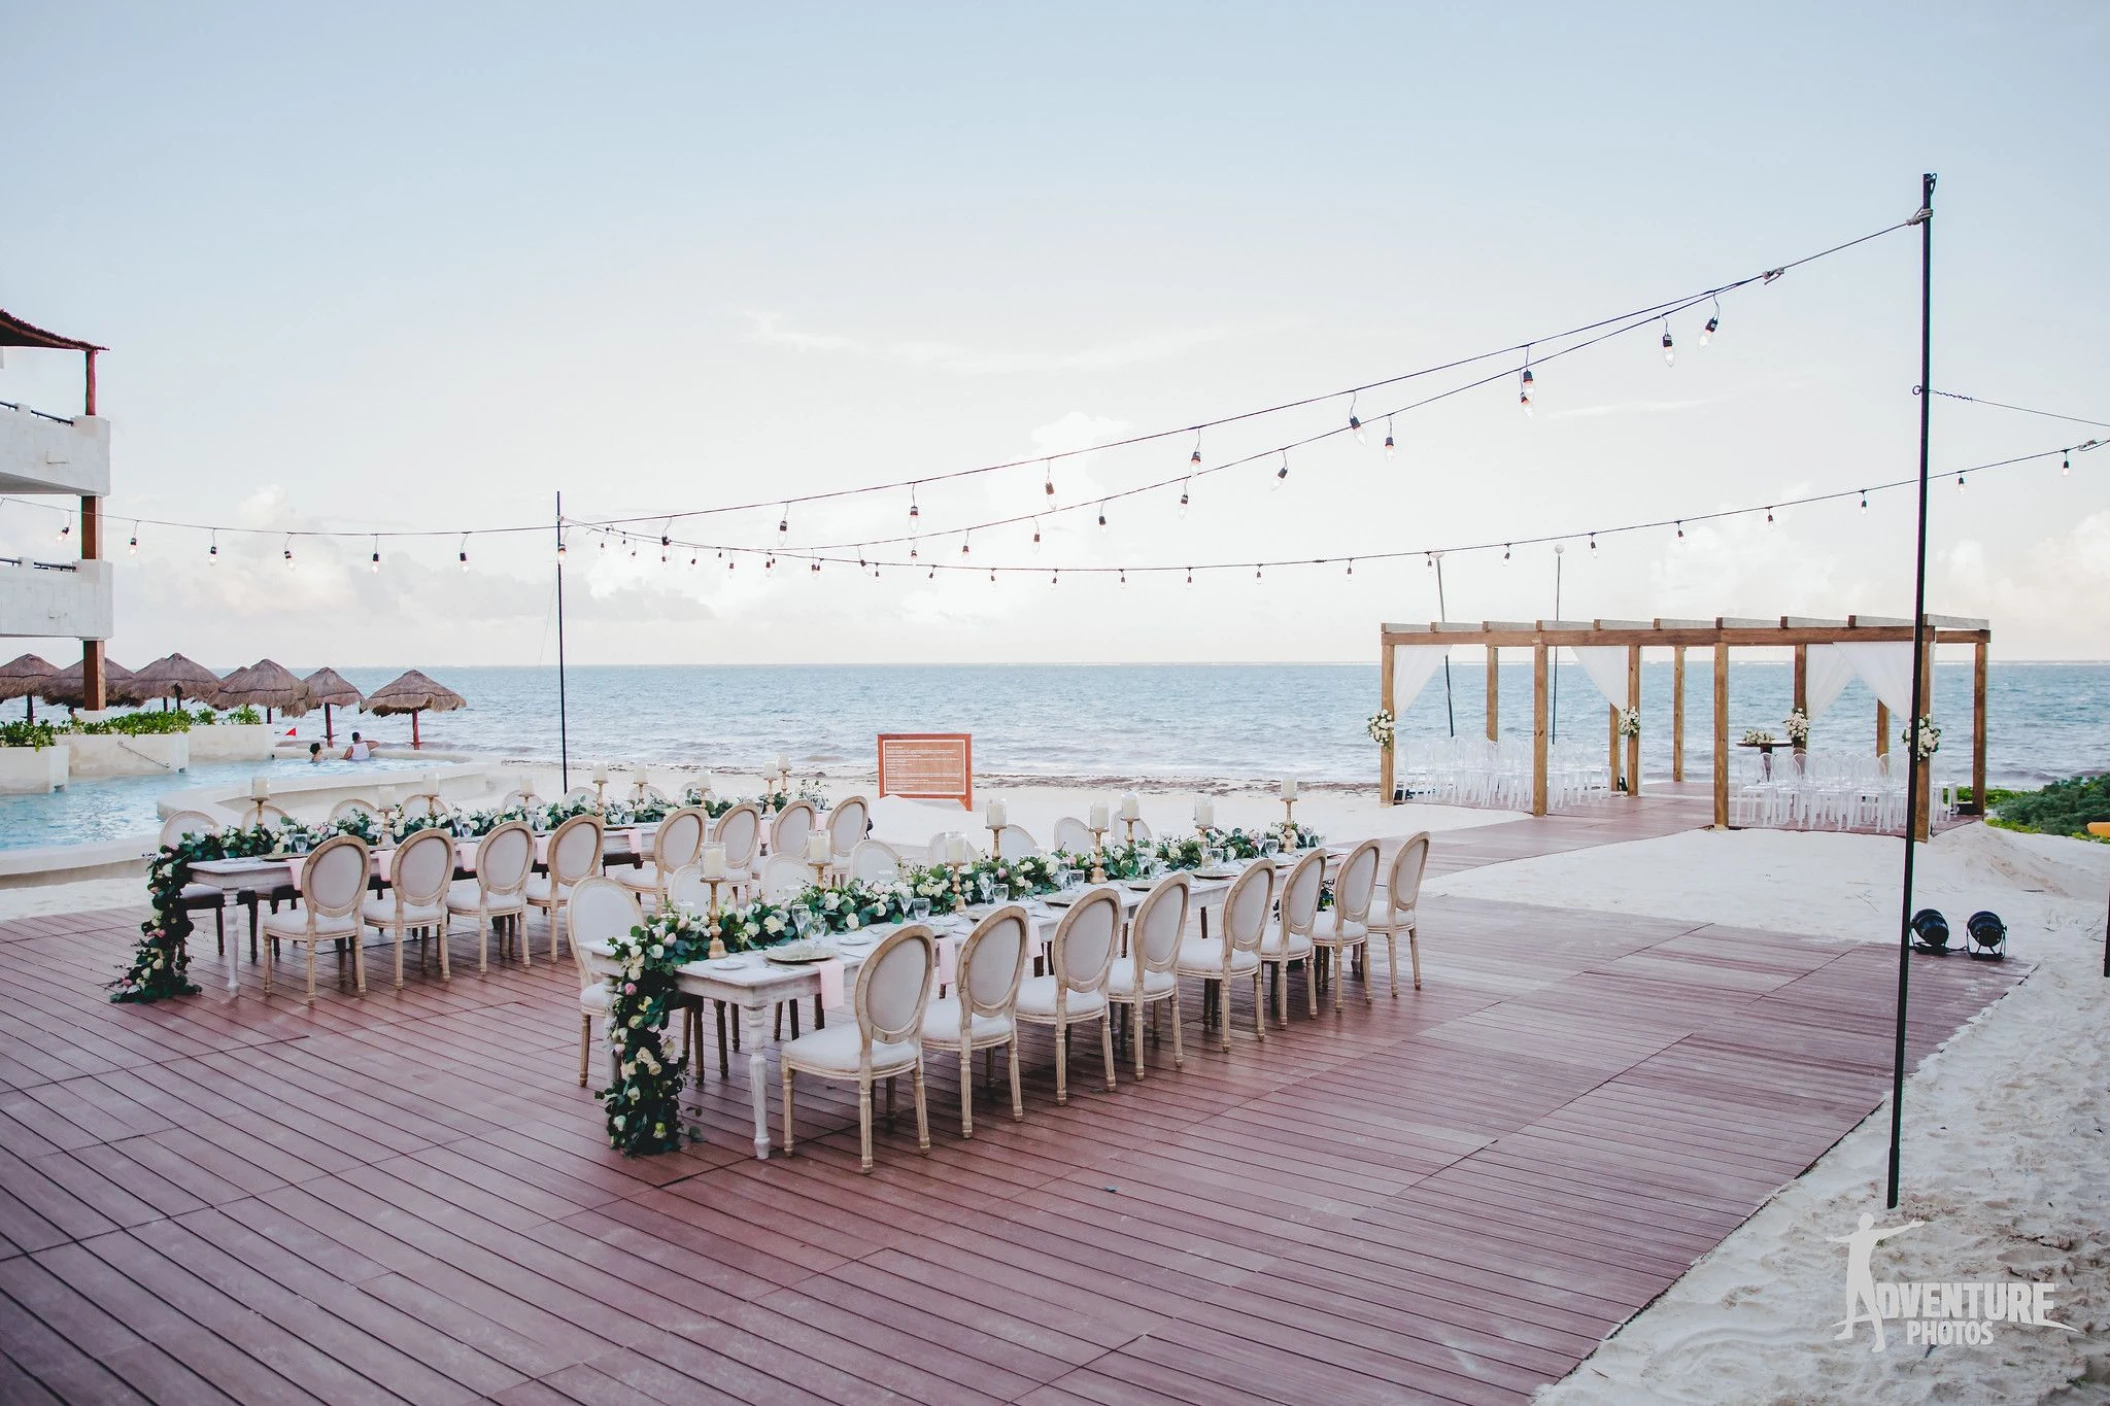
[
  {"left": 704, "top": 877, "right": 729, "bottom": 960},
  {"left": 809, "top": 859, "right": 831, "bottom": 890},
  {"left": 593, "top": 778, "right": 608, "bottom": 811},
  {"left": 1121, "top": 816, "right": 1139, "bottom": 846},
  {"left": 1279, "top": 796, "right": 1298, "bottom": 846},
  {"left": 987, "top": 825, "right": 1005, "bottom": 859},
  {"left": 948, "top": 859, "right": 970, "bottom": 912},
  {"left": 1088, "top": 826, "right": 1109, "bottom": 884}
]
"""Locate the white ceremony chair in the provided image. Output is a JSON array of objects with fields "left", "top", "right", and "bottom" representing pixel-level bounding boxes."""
[
  {"left": 760, "top": 853, "right": 812, "bottom": 904},
  {"left": 657, "top": 863, "right": 721, "bottom": 1077},
  {"left": 994, "top": 824, "right": 1040, "bottom": 858},
  {"left": 525, "top": 813, "right": 604, "bottom": 964},
  {"left": 926, "top": 831, "right": 982, "bottom": 864},
  {"left": 1312, "top": 840, "right": 1379, "bottom": 1011},
  {"left": 1124, "top": 818, "right": 1154, "bottom": 844},
  {"left": 1015, "top": 886, "right": 1121, "bottom": 1103},
  {"left": 499, "top": 787, "right": 541, "bottom": 812},
  {"left": 447, "top": 820, "right": 532, "bottom": 973},
  {"left": 1175, "top": 860, "right": 1272, "bottom": 1049},
  {"left": 363, "top": 826, "right": 455, "bottom": 987},
  {"left": 327, "top": 797, "right": 378, "bottom": 825},
  {"left": 1261, "top": 849, "right": 1325, "bottom": 1024},
  {"left": 1051, "top": 816, "right": 1094, "bottom": 853},
  {"left": 159, "top": 810, "right": 228, "bottom": 953},
  {"left": 713, "top": 802, "right": 764, "bottom": 893},
  {"left": 921, "top": 904, "right": 1029, "bottom": 1137},
  {"left": 827, "top": 795, "right": 870, "bottom": 859},
  {"left": 847, "top": 839, "right": 901, "bottom": 885},
  {"left": 1106, "top": 872, "right": 1188, "bottom": 1079},
  {"left": 261, "top": 834, "right": 370, "bottom": 1003},
  {"left": 567, "top": 877, "right": 642, "bottom": 1087},
  {"left": 617, "top": 804, "right": 707, "bottom": 910},
  {"left": 771, "top": 799, "right": 817, "bottom": 858},
  {"left": 561, "top": 786, "right": 599, "bottom": 807},
  {"left": 780, "top": 924, "right": 936, "bottom": 1172},
  {"left": 1366, "top": 833, "right": 1431, "bottom": 994}
]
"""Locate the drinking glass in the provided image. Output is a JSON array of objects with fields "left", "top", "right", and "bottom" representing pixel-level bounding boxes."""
[
  {"left": 994, "top": 883, "right": 1012, "bottom": 904},
  {"left": 792, "top": 907, "right": 813, "bottom": 940},
  {"left": 1261, "top": 836, "right": 1280, "bottom": 858},
  {"left": 1203, "top": 846, "right": 1222, "bottom": 869},
  {"left": 910, "top": 897, "right": 931, "bottom": 922}
]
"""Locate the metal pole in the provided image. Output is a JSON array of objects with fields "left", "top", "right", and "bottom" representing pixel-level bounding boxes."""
[
  {"left": 1550, "top": 546, "right": 1563, "bottom": 744},
  {"left": 1434, "top": 553, "right": 1455, "bottom": 737},
  {"left": 555, "top": 491, "right": 571, "bottom": 793},
  {"left": 1886, "top": 173, "right": 1937, "bottom": 1211}
]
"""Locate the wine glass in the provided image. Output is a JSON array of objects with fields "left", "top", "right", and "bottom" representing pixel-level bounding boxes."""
[{"left": 791, "top": 907, "right": 813, "bottom": 941}]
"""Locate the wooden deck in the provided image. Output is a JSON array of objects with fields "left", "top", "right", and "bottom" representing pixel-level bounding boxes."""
[{"left": 0, "top": 803, "right": 2023, "bottom": 1404}]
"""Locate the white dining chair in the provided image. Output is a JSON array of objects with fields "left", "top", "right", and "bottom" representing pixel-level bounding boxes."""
[
  {"left": 1261, "top": 849, "right": 1325, "bottom": 1024},
  {"left": 525, "top": 813, "right": 603, "bottom": 964},
  {"left": 1175, "top": 860, "right": 1272, "bottom": 1049},
  {"left": 446, "top": 820, "right": 533, "bottom": 974},
  {"left": 499, "top": 788, "right": 541, "bottom": 812},
  {"left": 261, "top": 835, "right": 370, "bottom": 1003},
  {"left": 1366, "top": 833, "right": 1431, "bottom": 994},
  {"left": 658, "top": 863, "right": 720, "bottom": 1077},
  {"left": 562, "top": 786, "right": 599, "bottom": 807},
  {"left": 926, "top": 831, "right": 982, "bottom": 864},
  {"left": 771, "top": 800, "right": 817, "bottom": 858},
  {"left": 994, "top": 824, "right": 1040, "bottom": 858},
  {"left": 327, "top": 797, "right": 378, "bottom": 825},
  {"left": 921, "top": 904, "right": 1029, "bottom": 1137},
  {"left": 617, "top": 804, "right": 707, "bottom": 910},
  {"left": 567, "top": 877, "right": 642, "bottom": 1087},
  {"left": 1312, "top": 840, "right": 1379, "bottom": 1011},
  {"left": 159, "top": 810, "right": 228, "bottom": 952},
  {"left": 1106, "top": 872, "right": 1188, "bottom": 1079},
  {"left": 714, "top": 803, "right": 763, "bottom": 892},
  {"left": 827, "top": 795, "right": 870, "bottom": 859},
  {"left": 1015, "top": 886, "right": 1121, "bottom": 1104},
  {"left": 760, "top": 853, "right": 812, "bottom": 904},
  {"left": 1051, "top": 816, "right": 1094, "bottom": 853},
  {"left": 362, "top": 827, "right": 454, "bottom": 988},
  {"left": 780, "top": 924, "right": 936, "bottom": 1173},
  {"left": 847, "top": 839, "right": 901, "bottom": 885}
]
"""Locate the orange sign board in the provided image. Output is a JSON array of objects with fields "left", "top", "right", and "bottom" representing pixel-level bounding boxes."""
[{"left": 877, "top": 733, "right": 973, "bottom": 809}]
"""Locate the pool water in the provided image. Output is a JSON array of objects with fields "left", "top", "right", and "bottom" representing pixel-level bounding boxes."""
[{"left": 0, "top": 756, "right": 427, "bottom": 851}]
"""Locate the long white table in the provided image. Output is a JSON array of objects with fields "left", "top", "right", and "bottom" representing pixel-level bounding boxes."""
[{"left": 583, "top": 872, "right": 1255, "bottom": 1159}]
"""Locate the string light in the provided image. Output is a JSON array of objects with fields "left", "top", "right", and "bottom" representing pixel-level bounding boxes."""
[
  {"left": 1383, "top": 416, "right": 1395, "bottom": 459},
  {"left": 1348, "top": 395, "right": 1365, "bottom": 444},
  {"left": 1031, "top": 521, "right": 1040, "bottom": 551},
  {"left": 1860, "top": 491, "right": 1868, "bottom": 512},
  {"left": 57, "top": 513, "right": 71, "bottom": 543},
  {"left": 1589, "top": 532, "right": 1597, "bottom": 551},
  {"left": 1254, "top": 564, "right": 1263, "bottom": 582},
  {"left": 370, "top": 536, "right": 380, "bottom": 573},
  {"left": 1044, "top": 461, "right": 1055, "bottom": 497},
  {"left": 1050, "top": 569, "right": 1059, "bottom": 587},
  {"left": 1346, "top": 559, "right": 1354, "bottom": 577},
  {"left": 777, "top": 506, "right": 789, "bottom": 540},
  {"left": 1275, "top": 451, "right": 1289, "bottom": 486},
  {"left": 1661, "top": 319, "right": 1676, "bottom": 367},
  {"left": 1766, "top": 507, "right": 1775, "bottom": 524},
  {"left": 2063, "top": 453, "right": 2071, "bottom": 476},
  {"left": 1675, "top": 521, "right": 1684, "bottom": 539},
  {"left": 1189, "top": 432, "right": 1202, "bottom": 471},
  {"left": 1185, "top": 567, "right": 1193, "bottom": 587},
  {"left": 1957, "top": 471, "right": 1966, "bottom": 491},
  {"left": 127, "top": 523, "right": 138, "bottom": 556},
  {"left": 1701, "top": 297, "right": 1720, "bottom": 346},
  {"left": 908, "top": 485, "right": 919, "bottom": 522},
  {"left": 1503, "top": 544, "right": 1511, "bottom": 560},
  {"left": 1119, "top": 568, "right": 1127, "bottom": 587},
  {"left": 283, "top": 535, "right": 294, "bottom": 566},
  {"left": 1520, "top": 347, "right": 1535, "bottom": 413},
  {"left": 1097, "top": 503, "right": 1108, "bottom": 533},
  {"left": 909, "top": 541, "right": 918, "bottom": 560},
  {"left": 961, "top": 532, "right": 971, "bottom": 556},
  {"left": 1178, "top": 481, "right": 1190, "bottom": 517},
  {"left": 988, "top": 568, "right": 995, "bottom": 583},
  {"left": 459, "top": 534, "right": 470, "bottom": 572},
  {"left": 209, "top": 530, "right": 218, "bottom": 565}
]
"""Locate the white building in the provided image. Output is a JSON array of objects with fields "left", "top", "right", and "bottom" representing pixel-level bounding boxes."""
[{"left": 1, "top": 307, "right": 112, "bottom": 706}]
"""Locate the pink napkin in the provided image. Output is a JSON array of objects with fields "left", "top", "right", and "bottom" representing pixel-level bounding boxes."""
[
  {"left": 375, "top": 850, "right": 394, "bottom": 885},
  {"left": 935, "top": 936, "right": 959, "bottom": 991},
  {"left": 816, "top": 957, "right": 846, "bottom": 1011},
  {"left": 533, "top": 835, "right": 551, "bottom": 866}
]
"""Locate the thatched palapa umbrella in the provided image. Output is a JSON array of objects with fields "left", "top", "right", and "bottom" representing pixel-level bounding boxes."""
[
  {"left": 0, "top": 654, "right": 58, "bottom": 721},
  {"left": 214, "top": 658, "right": 312, "bottom": 724},
  {"left": 362, "top": 669, "right": 464, "bottom": 749},
  {"left": 303, "top": 667, "right": 364, "bottom": 746},
  {"left": 41, "top": 657, "right": 142, "bottom": 710},
  {"left": 128, "top": 653, "right": 224, "bottom": 711}
]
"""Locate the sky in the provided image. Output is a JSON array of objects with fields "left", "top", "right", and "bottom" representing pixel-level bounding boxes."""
[{"left": 2, "top": 2, "right": 2106, "bottom": 668}]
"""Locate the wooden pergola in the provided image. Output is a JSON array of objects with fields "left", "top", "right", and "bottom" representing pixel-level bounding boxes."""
[{"left": 1377, "top": 614, "right": 1991, "bottom": 838}]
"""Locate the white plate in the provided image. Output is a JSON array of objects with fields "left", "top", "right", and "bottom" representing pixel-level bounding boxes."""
[
  {"left": 711, "top": 958, "right": 746, "bottom": 970},
  {"left": 840, "top": 935, "right": 875, "bottom": 947},
  {"left": 1194, "top": 867, "right": 1239, "bottom": 879}
]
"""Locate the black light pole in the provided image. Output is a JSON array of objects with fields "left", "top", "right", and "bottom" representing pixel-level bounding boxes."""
[
  {"left": 1886, "top": 173, "right": 1938, "bottom": 1210},
  {"left": 555, "top": 491, "right": 571, "bottom": 793},
  {"left": 1550, "top": 544, "right": 1564, "bottom": 743},
  {"left": 1434, "top": 552, "right": 1456, "bottom": 736}
]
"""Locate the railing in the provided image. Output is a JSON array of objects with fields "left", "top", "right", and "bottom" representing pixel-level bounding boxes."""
[
  {"left": 0, "top": 397, "right": 76, "bottom": 426},
  {"left": 0, "top": 557, "right": 81, "bottom": 571}
]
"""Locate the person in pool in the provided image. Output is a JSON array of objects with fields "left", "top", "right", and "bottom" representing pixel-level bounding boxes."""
[
  {"left": 308, "top": 742, "right": 323, "bottom": 763},
  {"left": 341, "top": 732, "right": 373, "bottom": 761}
]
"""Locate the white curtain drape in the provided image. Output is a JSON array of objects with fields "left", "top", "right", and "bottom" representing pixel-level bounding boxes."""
[
  {"left": 1388, "top": 646, "right": 1450, "bottom": 714},
  {"left": 1565, "top": 647, "right": 1632, "bottom": 710},
  {"left": 1836, "top": 642, "right": 1919, "bottom": 717},
  {"left": 1803, "top": 644, "right": 1857, "bottom": 721}
]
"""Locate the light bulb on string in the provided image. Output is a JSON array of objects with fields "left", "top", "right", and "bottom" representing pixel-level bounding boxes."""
[
  {"left": 908, "top": 485, "right": 919, "bottom": 522},
  {"left": 283, "top": 535, "right": 294, "bottom": 567},
  {"left": 910, "top": 541, "right": 918, "bottom": 560},
  {"left": 1701, "top": 296, "right": 1720, "bottom": 347},
  {"left": 988, "top": 568, "right": 995, "bottom": 584},
  {"left": 1520, "top": 347, "right": 1535, "bottom": 413},
  {"left": 1348, "top": 395, "right": 1365, "bottom": 444},
  {"left": 1860, "top": 491, "right": 1868, "bottom": 512},
  {"left": 370, "top": 536, "right": 381, "bottom": 573},
  {"left": 1957, "top": 472, "right": 1966, "bottom": 492},
  {"left": 1119, "top": 568, "right": 1127, "bottom": 588},
  {"left": 1503, "top": 544, "right": 1511, "bottom": 561},
  {"left": 209, "top": 531, "right": 219, "bottom": 565},
  {"left": 1383, "top": 416, "right": 1395, "bottom": 459},
  {"left": 2062, "top": 453, "right": 2071, "bottom": 476},
  {"left": 58, "top": 513, "right": 71, "bottom": 543},
  {"left": 1096, "top": 503, "right": 1107, "bottom": 533},
  {"left": 1050, "top": 569, "right": 1058, "bottom": 588},
  {"left": 960, "top": 532, "right": 971, "bottom": 557},
  {"left": 1425, "top": 552, "right": 1433, "bottom": 570},
  {"left": 1254, "top": 564, "right": 1263, "bottom": 583},
  {"left": 1660, "top": 319, "right": 1676, "bottom": 367},
  {"left": 1274, "top": 451, "right": 1289, "bottom": 487},
  {"left": 1044, "top": 461, "right": 1055, "bottom": 498},
  {"left": 127, "top": 524, "right": 138, "bottom": 556},
  {"left": 1185, "top": 567, "right": 1193, "bottom": 587},
  {"left": 1766, "top": 507, "right": 1775, "bottom": 525},
  {"left": 927, "top": 564, "right": 935, "bottom": 580},
  {"left": 777, "top": 506, "right": 789, "bottom": 539},
  {"left": 1031, "top": 520, "right": 1040, "bottom": 552},
  {"left": 459, "top": 534, "right": 470, "bottom": 572},
  {"left": 1675, "top": 521, "right": 1684, "bottom": 540},
  {"left": 1589, "top": 533, "right": 1597, "bottom": 551},
  {"left": 1179, "top": 480, "right": 1190, "bottom": 517},
  {"left": 1189, "top": 432, "right": 1202, "bottom": 471},
  {"left": 1345, "top": 559, "right": 1354, "bottom": 577}
]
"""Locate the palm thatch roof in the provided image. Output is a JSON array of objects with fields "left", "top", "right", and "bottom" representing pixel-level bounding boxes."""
[
  {"left": 41, "top": 657, "right": 141, "bottom": 708},
  {"left": 361, "top": 670, "right": 465, "bottom": 716},
  {"left": 129, "top": 653, "right": 224, "bottom": 705},
  {"left": 0, "top": 654, "right": 58, "bottom": 702},
  {"left": 302, "top": 667, "right": 364, "bottom": 708},
  {"left": 214, "top": 659, "right": 312, "bottom": 716}
]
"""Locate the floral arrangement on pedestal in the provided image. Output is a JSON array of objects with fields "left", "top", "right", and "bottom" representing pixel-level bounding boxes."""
[
  {"left": 1617, "top": 708, "right": 1641, "bottom": 739},
  {"left": 1783, "top": 709, "right": 1812, "bottom": 746},
  {"left": 1906, "top": 716, "right": 1941, "bottom": 760},
  {"left": 1366, "top": 709, "right": 1396, "bottom": 751},
  {"left": 1741, "top": 728, "right": 1778, "bottom": 746}
]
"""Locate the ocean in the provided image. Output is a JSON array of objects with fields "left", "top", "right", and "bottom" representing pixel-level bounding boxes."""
[{"left": 295, "top": 662, "right": 2105, "bottom": 791}]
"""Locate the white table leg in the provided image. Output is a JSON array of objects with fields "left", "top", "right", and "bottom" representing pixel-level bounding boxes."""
[
  {"left": 229, "top": 891, "right": 250, "bottom": 992},
  {"left": 742, "top": 1003, "right": 771, "bottom": 1159}
]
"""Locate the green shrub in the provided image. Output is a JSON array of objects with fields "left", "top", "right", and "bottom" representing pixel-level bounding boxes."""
[
  {"left": 225, "top": 705, "right": 262, "bottom": 725},
  {"left": 190, "top": 706, "right": 218, "bottom": 726},
  {"left": 1989, "top": 774, "right": 2110, "bottom": 839},
  {"left": 0, "top": 719, "right": 58, "bottom": 749},
  {"left": 61, "top": 710, "right": 193, "bottom": 736}
]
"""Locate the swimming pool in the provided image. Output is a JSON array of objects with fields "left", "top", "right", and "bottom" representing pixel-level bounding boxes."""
[{"left": 0, "top": 756, "right": 428, "bottom": 850}]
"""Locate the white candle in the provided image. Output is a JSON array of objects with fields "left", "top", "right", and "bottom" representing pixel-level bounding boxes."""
[
  {"left": 805, "top": 830, "right": 831, "bottom": 864},
  {"left": 423, "top": 770, "right": 440, "bottom": 790},
  {"left": 593, "top": 764, "right": 608, "bottom": 784},
  {"left": 985, "top": 798, "right": 1007, "bottom": 830},
  {"left": 948, "top": 834, "right": 972, "bottom": 865},
  {"left": 1280, "top": 779, "right": 1299, "bottom": 800},
  {"left": 1119, "top": 792, "right": 1141, "bottom": 822},
  {"left": 1194, "top": 798, "right": 1215, "bottom": 829},
  {"left": 774, "top": 752, "right": 789, "bottom": 775},
  {"left": 250, "top": 775, "right": 271, "bottom": 800},
  {"left": 1088, "top": 801, "right": 1109, "bottom": 830},
  {"left": 701, "top": 771, "right": 717, "bottom": 797},
  {"left": 700, "top": 843, "right": 728, "bottom": 880}
]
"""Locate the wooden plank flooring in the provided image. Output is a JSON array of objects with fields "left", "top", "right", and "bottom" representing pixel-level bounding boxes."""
[{"left": 0, "top": 802, "right": 2024, "bottom": 1403}]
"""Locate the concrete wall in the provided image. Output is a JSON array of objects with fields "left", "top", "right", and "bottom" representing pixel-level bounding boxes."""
[
  {"left": 64, "top": 732, "right": 188, "bottom": 778},
  {"left": 0, "top": 557, "right": 112, "bottom": 640},
  {"left": 0, "top": 406, "right": 109, "bottom": 497},
  {"left": 0, "top": 745, "right": 68, "bottom": 794},
  {"left": 186, "top": 723, "right": 274, "bottom": 762}
]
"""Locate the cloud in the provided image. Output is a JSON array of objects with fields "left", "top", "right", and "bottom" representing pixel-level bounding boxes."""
[
  {"left": 1548, "top": 397, "right": 1719, "bottom": 421},
  {"left": 742, "top": 312, "right": 1233, "bottom": 376}
]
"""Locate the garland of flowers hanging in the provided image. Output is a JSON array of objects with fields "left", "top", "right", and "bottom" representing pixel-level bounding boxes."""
[
  {"left": 112, "top": 824, "right": 278, "bottom": 1004},
  {"left": 598, "top": 911, "right": 709, "bottom": 1154}
]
